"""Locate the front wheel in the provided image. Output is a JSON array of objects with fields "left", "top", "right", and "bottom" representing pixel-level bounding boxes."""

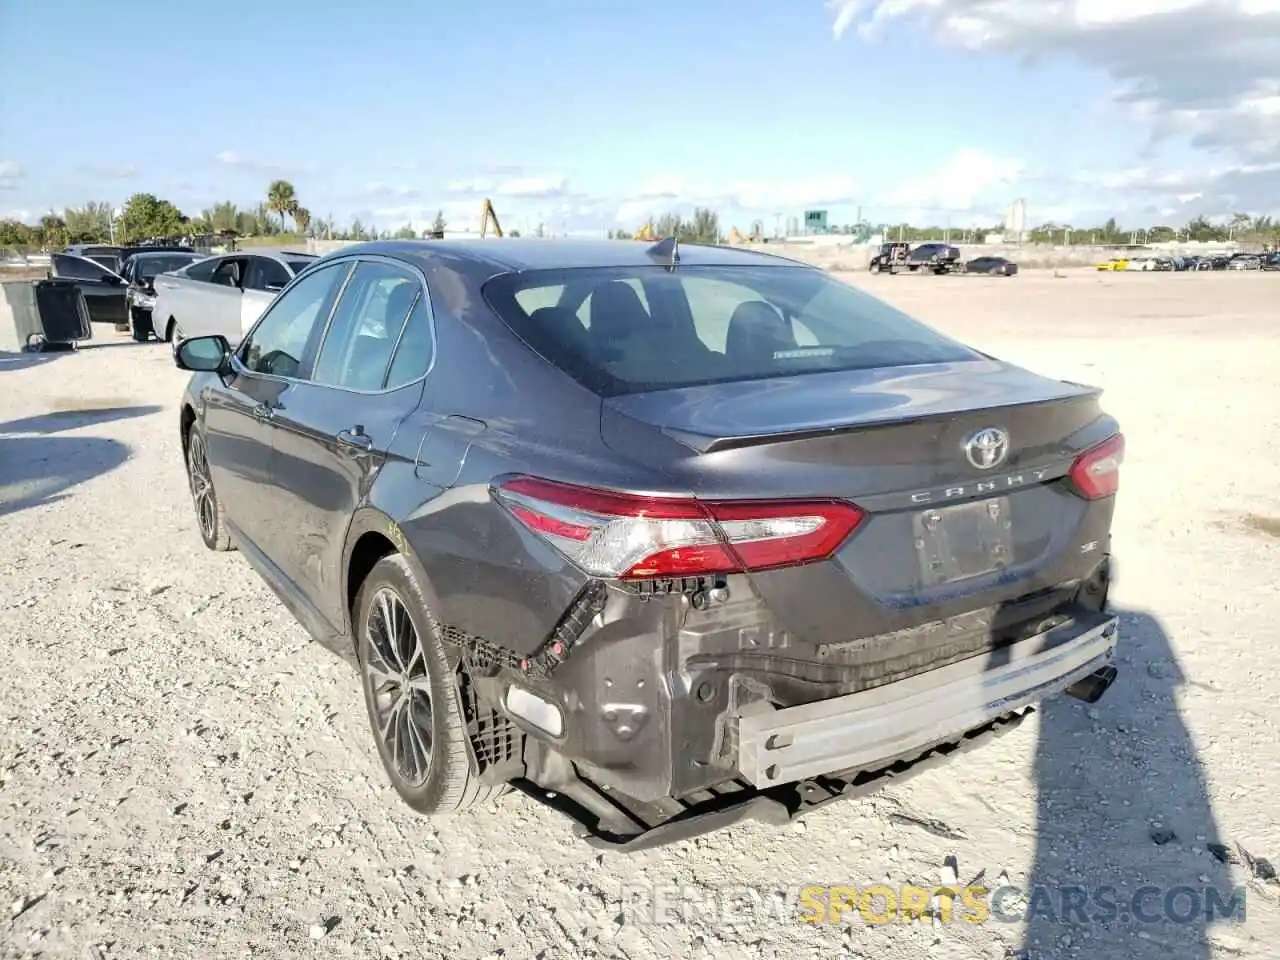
[
  {"left": 355, "top": 554, "right": 504, "bottom": 816},
  {"left": 186, "top": 425, "right": 233, "bottom": 552}
]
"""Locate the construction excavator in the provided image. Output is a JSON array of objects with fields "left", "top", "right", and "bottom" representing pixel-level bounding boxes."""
[
  {"left": 634, "top": 220, "right": 658, "bottom": 241},
  {"left": 480, "top": 198, "right": 504, "bottom": 238}
]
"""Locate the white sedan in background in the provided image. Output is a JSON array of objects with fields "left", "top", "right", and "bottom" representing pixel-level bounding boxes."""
[{"left": 151, "top": 249, "right": 317, "bottom": 344}]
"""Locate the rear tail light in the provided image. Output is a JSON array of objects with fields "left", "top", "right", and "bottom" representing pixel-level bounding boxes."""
[
  {"left": 1068, "top": 433, "right": 1124, "bottom": 500},
  {"left": 495, "top": 476, "right": 864, "bottom": 580}
]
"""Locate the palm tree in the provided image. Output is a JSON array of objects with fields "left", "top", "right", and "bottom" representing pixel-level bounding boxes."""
[
  {"left": 293, "top": 206, "right": 312, "bottom": 236},
  {"left": 266, "top": 180, "right": 298, "bottom": 234}
]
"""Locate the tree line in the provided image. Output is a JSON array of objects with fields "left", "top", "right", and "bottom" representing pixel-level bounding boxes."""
[{"left": 2, "top": 182, "right": 1276, "bottom": 251}]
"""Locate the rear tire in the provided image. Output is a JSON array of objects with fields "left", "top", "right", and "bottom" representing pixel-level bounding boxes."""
[
  {"left": 185, "top": 424, "right": 233, "bottom": 552},
  {"left": 163, "top": 316, "right": 178, "bottom": 342},
  {"left": 355, "top": 554, "right": 504, "bottom": 817}
]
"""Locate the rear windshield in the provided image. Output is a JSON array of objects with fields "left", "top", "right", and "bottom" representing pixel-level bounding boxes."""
[
  {"left": 287, "top": 258, "right": 316, "bottom": 274},
  {"left": 482, "top": 264, "right": 980, "bottom": 397}
]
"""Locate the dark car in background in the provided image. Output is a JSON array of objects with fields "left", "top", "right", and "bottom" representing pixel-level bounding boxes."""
[
  {"left": 963, "top": 255, "right": 1018, "bottom": 277},
  {"left": 119, "top": 250, "right": 206, "bottom": 341},
  {"left": 172, "top": 238, "right": 1124, "bottom": 850},
  {"left": 904, "top": 242, "right": 962, "bottom": 274}
]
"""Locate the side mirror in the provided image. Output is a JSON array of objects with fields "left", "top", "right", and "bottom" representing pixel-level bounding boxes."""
[{"left": 174, "top": 334, "right": 231, "bottom": 373}]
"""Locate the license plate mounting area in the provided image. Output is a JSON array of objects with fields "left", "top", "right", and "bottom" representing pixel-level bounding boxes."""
[{"left": 912, "top": 496, "right": 1014, "bottom": 587}]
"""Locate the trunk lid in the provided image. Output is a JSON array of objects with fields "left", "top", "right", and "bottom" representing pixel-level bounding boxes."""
[{"left": 601, "top": 360, "right": 1118, "bottom": 645}]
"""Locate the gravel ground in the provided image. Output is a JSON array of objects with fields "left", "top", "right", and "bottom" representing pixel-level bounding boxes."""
[{"left": 1, "top": 270, "right": 1277, "bottom": 960}]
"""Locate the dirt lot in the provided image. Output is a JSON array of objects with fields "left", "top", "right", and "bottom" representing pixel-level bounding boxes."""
[{"left": 1, "top": 270, "right": 1277, "bottom": 960}]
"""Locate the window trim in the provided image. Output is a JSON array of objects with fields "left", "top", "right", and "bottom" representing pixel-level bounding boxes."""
[{"left": 228, "top": 253, "right": 437, "bottom": 395}]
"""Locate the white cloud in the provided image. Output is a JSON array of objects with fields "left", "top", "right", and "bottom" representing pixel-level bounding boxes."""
[
  {"left": 214, "top": 150, "right": 305, "bottom": 176},
  {"left": 447, "top": 175, "right": 570, "bottom": 199},
  {"left": 79, "top": 163, "right": 139, "bottom": 179},
  {"left": 826, "top": 0, "right": 1280, "bottom": 213},
  {"left": 0, "top": 160, "right": 22, "bottom": 189}
]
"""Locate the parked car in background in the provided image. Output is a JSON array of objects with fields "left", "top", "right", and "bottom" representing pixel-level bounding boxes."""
[
  {"left": 1096, "top": 257, "right": 1128, "bottom": 271},
  {"left": 1261, "top": 251, "right": 1280, "bottom": 271},
  {"left": 963, "top": 256, "right": 1017, "bottom": 277},
  {"left": 904, "top": 242, "right": 962, "bottom": 274},
  {"left": 48, "top": 253, "right": 129, "bottom": 328},
  {"left": 151, "top": 249, "right": 317, "bottom": 343},
  {"left": 172, "top": 238, "right": 1124, "bottom": 850},
  {"left": 1227, "top": 254, "right": 1262, "bottom": 271},
  {"left": 119, "top": 250, "right": 207, "bottom": 341}
]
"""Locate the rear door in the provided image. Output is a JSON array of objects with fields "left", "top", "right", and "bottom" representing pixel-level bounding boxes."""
[
  {"left": 263, "top": 257, "right": 431, "bottom": 629},
  {"left": 202, "top": 260, "right": 352, "bottom": 555},
  {"left": 240, "top": 255, "right": 293, "bottom": 336},
  {"left": 49, "top": 254, "right": 128, "bottom": 324}
]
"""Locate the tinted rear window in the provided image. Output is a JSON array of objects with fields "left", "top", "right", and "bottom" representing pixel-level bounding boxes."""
[
  {"left": 287, "top": 259, "right": 316, "bottom": 274},
  {"left": 136, "top": 255, "right": 200, "bottom": 278},
  {"left": 483, "top": 265, "right": 980, "bottom": 397}
]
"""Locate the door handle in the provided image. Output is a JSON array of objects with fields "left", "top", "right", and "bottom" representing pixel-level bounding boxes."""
[
  {"left": 252, "top": 403, "right": 275, "bottom": 421},
  {"left": 337, "top": 425, "right": 374, "bottom": 454}
]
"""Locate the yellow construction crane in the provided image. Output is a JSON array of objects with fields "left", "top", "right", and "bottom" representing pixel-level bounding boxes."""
[{"left": 480, "top": 198, "right": 504, "bottom": 238}]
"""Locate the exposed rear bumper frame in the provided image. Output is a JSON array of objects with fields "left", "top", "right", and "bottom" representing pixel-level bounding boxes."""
[{"left": 737, "top": 611, "right": 1118, "bottom": 788}]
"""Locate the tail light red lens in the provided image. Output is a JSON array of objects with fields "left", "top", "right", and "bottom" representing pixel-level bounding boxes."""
[
  {"left": 1068, "top": 433, "right": 1125, "bottom": 500},
  {"left": 495, "top": 476, "right": 864, "bottom": 580}
]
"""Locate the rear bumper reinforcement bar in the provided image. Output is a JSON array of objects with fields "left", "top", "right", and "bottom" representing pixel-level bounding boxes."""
[{"left": 737, "top": 611, "right": 1119, "bottom": 788}]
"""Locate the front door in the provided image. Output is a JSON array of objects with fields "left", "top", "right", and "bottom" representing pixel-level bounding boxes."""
[
  {"left": 206, "top": 257, "right": 248, "bottom": 340},
  {"left": 209, "top": 260, "right": 353, "bottom": 554},
  {"left": 240, "top": 255, "right": 294, "bottom": 338},
  {"left": 264, "top": 258, "right": 431, "bottom": 630},
  {"left": 50, "top": 254, "right": 127, "bottom": 325}
]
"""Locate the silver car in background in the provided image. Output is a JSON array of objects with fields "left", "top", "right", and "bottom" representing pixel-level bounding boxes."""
[{"left": 151, "top": 249, "right": 317, "bottom": 343}]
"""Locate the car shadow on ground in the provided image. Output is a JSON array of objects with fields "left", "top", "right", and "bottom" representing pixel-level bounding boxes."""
[
  {"left": 1016, "top": 608, "right": 1235, "bottom": 959},
  {"left": 0, "top": 405, "right": 161, "bottom": 518}
]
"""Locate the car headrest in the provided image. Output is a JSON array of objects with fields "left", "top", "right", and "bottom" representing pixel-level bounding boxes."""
[
  {"left": 384, "top": 282, "right": 420, "bottom": 327},
  {"left": 529, "top": 305, "right": 591, "bottom": 356},
  {"left": 588, "top": 280, "right": 649, "bottom": 348},
  {"left": 725, "top": 300, "right": 795, "bottom": 365}
]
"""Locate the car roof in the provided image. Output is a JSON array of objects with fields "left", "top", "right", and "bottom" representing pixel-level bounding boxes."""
[
  {"left": 318, "top": 238, "right": 815, "bottom": 273},
  {"left": 128, "top": 249, "right": 201, "bottom": 259}
]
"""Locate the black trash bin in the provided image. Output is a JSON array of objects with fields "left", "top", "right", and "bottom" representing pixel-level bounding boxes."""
[{"left": 0, "top": 279, "right": 93, "bottom": 352}]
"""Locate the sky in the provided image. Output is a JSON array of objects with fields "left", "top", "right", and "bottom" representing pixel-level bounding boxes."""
[{"left": 1, "top": 0, "right": 1278, "bottom": 235}]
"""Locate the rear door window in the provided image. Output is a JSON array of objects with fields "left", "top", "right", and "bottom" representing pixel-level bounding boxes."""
[{"left": 311, "top": 261, "right": 422, "bottom": 391}]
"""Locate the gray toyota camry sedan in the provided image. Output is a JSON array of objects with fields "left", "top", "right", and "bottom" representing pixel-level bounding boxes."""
[{"left": 172, "top": 237, "right": 1124, "bottom": 851}]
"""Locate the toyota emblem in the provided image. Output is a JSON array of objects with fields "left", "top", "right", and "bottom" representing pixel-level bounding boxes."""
[{"left": 963, "top": 427, "right": 1010, "bottom": 470}]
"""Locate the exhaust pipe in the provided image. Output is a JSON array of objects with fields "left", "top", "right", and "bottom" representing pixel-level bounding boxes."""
[{"left": 1065, "top": 665, "right": 1118, "bottom": 704}]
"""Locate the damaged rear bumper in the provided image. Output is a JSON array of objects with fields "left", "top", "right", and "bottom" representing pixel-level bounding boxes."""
[
  {"left": 511, "top": 610, "right": 1119, "bottom": 851},
  {"left": 737, "top": 611, "right": 1118, "bottom": 788}
]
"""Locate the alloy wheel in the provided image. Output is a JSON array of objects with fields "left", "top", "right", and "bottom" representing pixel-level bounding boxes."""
[
  {"left": 363, "top": 588, "right": 434, "bottom": 786},
  {"left": 187, "top": 431, "right": 216, "bottom": 541}
]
